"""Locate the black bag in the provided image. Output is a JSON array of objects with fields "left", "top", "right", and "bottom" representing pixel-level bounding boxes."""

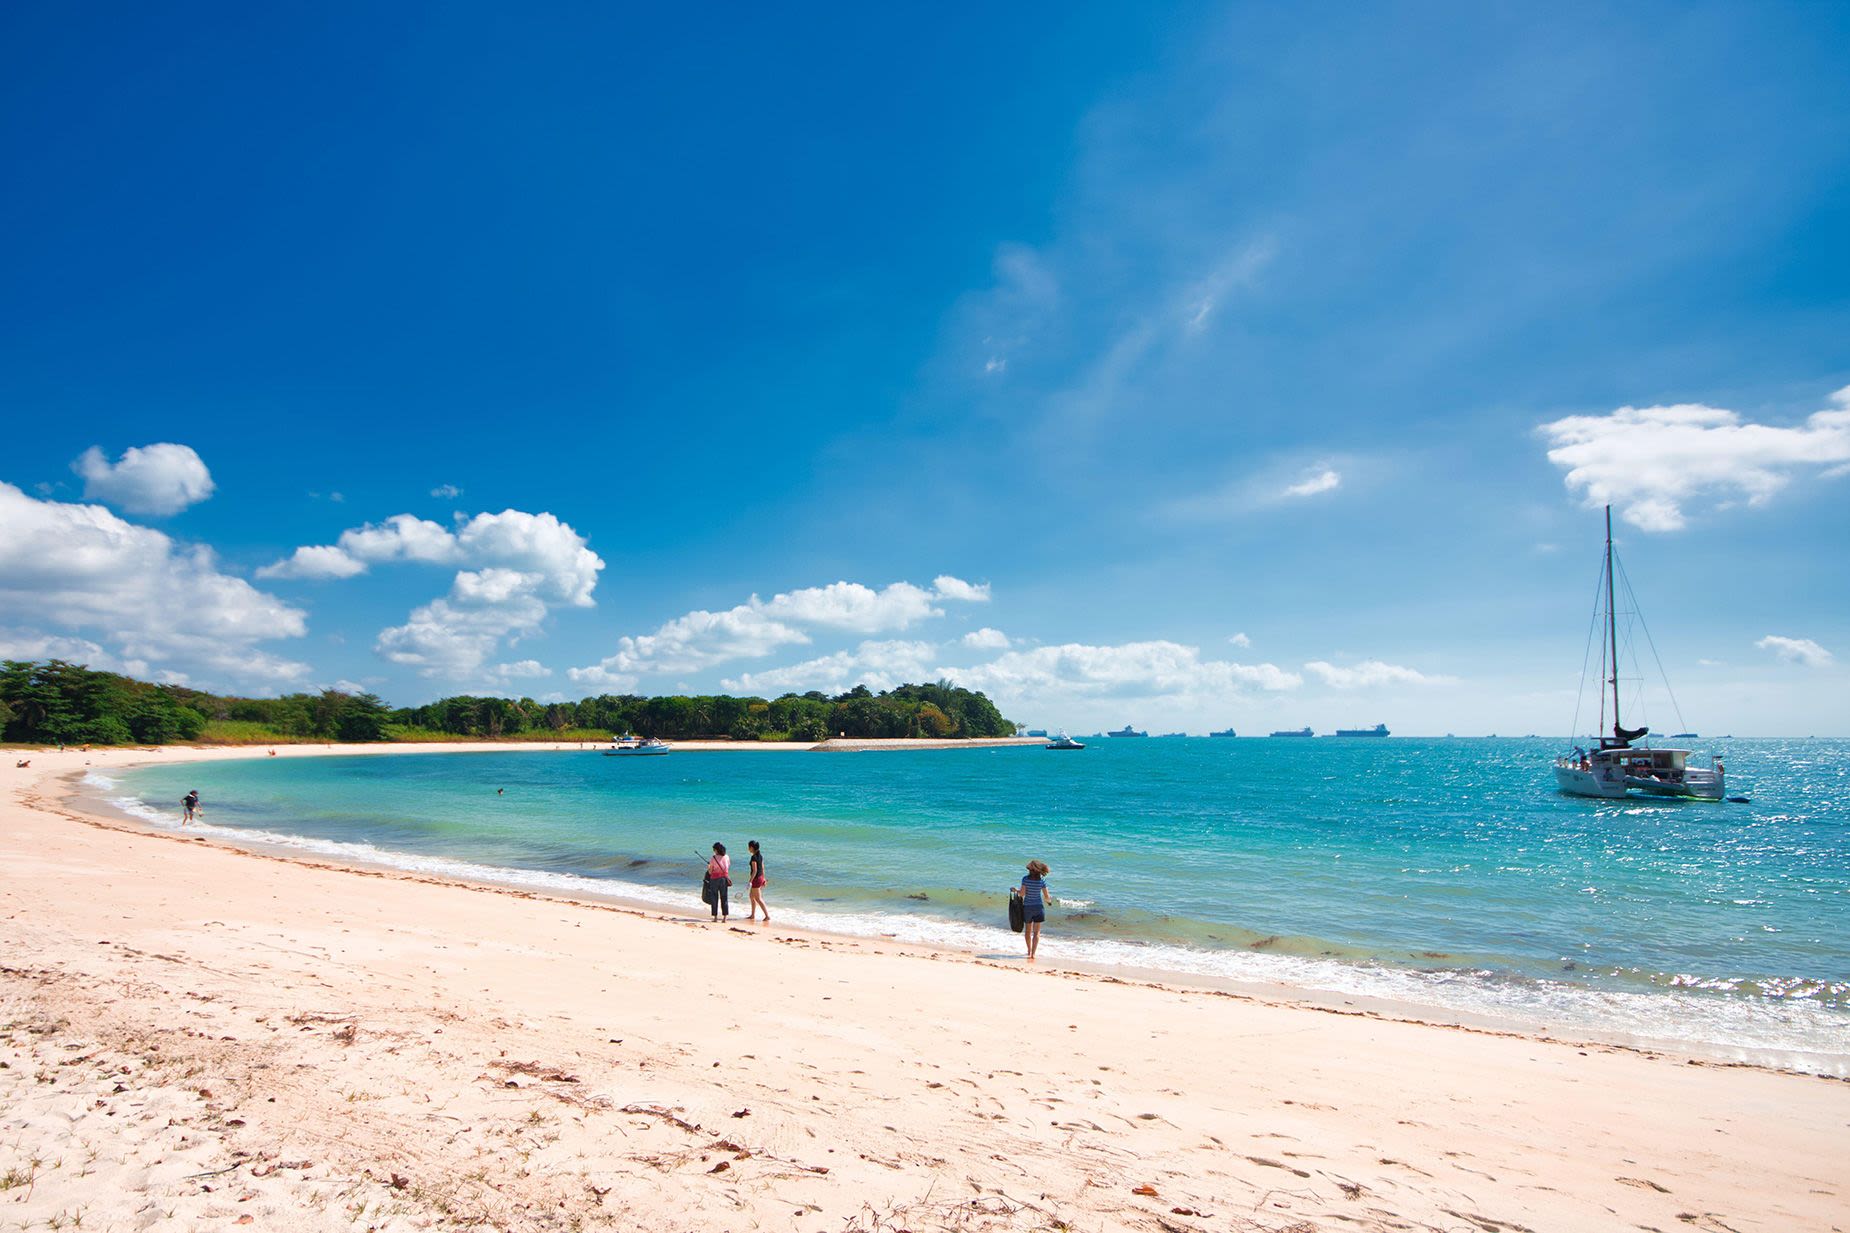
[
  {"left": 1008, "top": 892, "right": 1025, "bottom": 933},
  {"left": 700, "top": 876, "right": 716, "bottom": 906}
]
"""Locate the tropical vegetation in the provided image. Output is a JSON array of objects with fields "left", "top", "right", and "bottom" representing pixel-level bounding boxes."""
[{"left": 0, "top": 660, "right": 1014, "bottom": 746}]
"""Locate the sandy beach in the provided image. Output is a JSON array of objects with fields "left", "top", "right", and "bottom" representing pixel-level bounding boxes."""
[{"left": 3, "top": 744, "right": 1845, "bottom": 1233}]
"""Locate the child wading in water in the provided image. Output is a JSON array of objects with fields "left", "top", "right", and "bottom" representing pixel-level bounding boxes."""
[{"left": 1016, "top": 860, "right": 1050, "bottom": 960}]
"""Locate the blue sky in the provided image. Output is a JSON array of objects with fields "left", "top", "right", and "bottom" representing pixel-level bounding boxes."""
[{"left": 2, "top": 2, "right": 1847, "bottom": 735}]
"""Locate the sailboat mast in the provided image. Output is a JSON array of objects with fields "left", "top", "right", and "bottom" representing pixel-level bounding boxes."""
[{"left": 1605, "top": 504, "right": 1621, "bottom": 741}]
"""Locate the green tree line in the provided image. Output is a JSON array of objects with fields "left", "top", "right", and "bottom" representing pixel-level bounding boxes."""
[{"left": 0, "top": 660, "right": 1014, "bottom": 746}]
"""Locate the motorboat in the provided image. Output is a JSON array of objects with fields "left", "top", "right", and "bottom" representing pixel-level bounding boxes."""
[
  {"left": 603, "top": 735, "right": 671, "bottom": 757},
  {"left": 1045, "top": 731, "right": 1085, "bottom": 750},
  {"left": 1552, "top": 507, "right": 1723, "bottom": 801}
]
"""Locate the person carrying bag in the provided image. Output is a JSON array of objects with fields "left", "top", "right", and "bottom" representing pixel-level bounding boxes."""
[{"left": 703, "top": 842, "right": 732, "bottom": 921}]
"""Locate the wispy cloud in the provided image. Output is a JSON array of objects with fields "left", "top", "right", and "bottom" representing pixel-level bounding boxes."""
[
  {"left": 431, "top": 483, "right": 463, "bottom": 499},
  {"left": 1227, "top": 632, "right": 1251, "bottom": 648},
  {"left": 1282, "top": 468, "right": 1341, "bottom": 499},
  {"left": 1304, "top": 659, "right": 1456, "bottom": 688},
  {"left": 1755, "top": 635, "right": 1834, "bottom": 668},
  {"left": 1540, "top": 386, "right": 1850, "bottom": 531},
  {"left": 1162, "top": 454, "right": 1362, "bottom": 520}
]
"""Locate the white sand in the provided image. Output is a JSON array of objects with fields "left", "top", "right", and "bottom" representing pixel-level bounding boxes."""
[{"left": 3, "top": 744, "right": 1845, "bottom": 1232}]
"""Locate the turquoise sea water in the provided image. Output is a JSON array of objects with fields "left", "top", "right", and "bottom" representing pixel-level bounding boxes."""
[{"left": 101, "top": 738, "right": 1849, "bottom": 1072}]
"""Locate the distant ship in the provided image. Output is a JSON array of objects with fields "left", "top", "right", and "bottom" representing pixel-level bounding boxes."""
[
  {"left": 1025, "top": 729, "right": 1048, "bottom": 738},
  {"left": 1331, "top": 723, "right": 1389, "bottom": 738},
  {"left": 1671, "top": 732, "right": 1698, "bottom": 739},
  {"left": 1269, "top": 727, "right": 1313, "bottom": 738},
  {"left": 1209, "top": 728, "right": 1237, "bottom": 738},
  {"left": 1045, "top": 731, "right": 1085, "bottom": 750},
  {"left": 1108, "top": 725, "right": 1148, "bottom": 738}
]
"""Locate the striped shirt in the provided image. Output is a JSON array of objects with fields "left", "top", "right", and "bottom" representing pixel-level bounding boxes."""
[{"left": 1020, "top": 874, "right": 1047, "bottom": 910}]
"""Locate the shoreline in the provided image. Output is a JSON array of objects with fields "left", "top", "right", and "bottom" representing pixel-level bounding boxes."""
[
  {"left": 6, "top": 744, "right": 1848, "bottom": 1231},
  {"left": 57, "top": 741, "right": 1850, "bottom": 1078}
]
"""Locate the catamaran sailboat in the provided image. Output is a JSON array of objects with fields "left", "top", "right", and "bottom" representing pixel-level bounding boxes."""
[{"left": 1553, "top": 507, "right": 1724, "bottom": 801}]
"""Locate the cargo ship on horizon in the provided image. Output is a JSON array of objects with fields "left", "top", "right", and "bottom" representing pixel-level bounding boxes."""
[{"left": 1331, "top": 723, "right": 1390, "bottom": 738}]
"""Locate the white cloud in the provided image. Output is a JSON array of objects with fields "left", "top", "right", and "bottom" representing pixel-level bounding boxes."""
[
  {"left": 571, "top": 576, "right": 987, "bottom": 684},
  {"left": 257, "top": 544, "right": 368, "bottom": 580},
  {"left": 0, "top": 482, "right": 310, "bottom": 687},
  {"left": 931, "top": 575, "right": 990, "bottom": 604},
  {"left": 721, "top": 640, "right": 939, "bottom": 696},
  {"left": 1282, "top": 468, "right": 1341, "bottom": 499},
  {"left": 376, "top": 587, "right": 548, "bottom": 679},
  {"left": 340, "top": 514, "right": 463, "bottom": 567},
  {"left": 762, "top": 581, "right": 942, "bottom": 633},
  {"left": 941, "top": 640, "right": 1301, "bottom": 708},
  {"left": 1227, "top": 632, "right": 1251, "bottom": 648},
  {"left": 0, "top": 629, "right": 142, "bottom": 678},
  {"left": 492, "top": 659, "right": 552, "bottom": 680},
  {"left": 259, "top": 508, "right": 604, "bottom": 683},
  {"left": 962, "top": 627, "right": 1011, "bottom": 650},
  {"left": 1164, "top": 454, "right": 1364, "bottom": 520},
  {"left": 1303, "top": 659, "right": 1455, "bottom": 688},
  {"left": 72, "top": 443, "right": 215, "bottom": 516},
  {"left": 431, "top": 483, "right": 463, "bottom": 499},
  {"left": 1539, "top": 387, "right": 1850, "bottom": 532},
  {"left": 1755, "top": 635, "right": 1834, "bottom": 669}
]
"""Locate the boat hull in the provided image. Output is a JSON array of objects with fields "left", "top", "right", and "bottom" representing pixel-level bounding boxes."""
[
  {"left": 1625, "top": 775, "right": 1724, "bottom": 801},
  {"left": 1555, "top": 765, "right": 1628, "bottom": 798}
]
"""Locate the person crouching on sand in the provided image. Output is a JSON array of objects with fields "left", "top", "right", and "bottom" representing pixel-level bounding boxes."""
[
  {"left": 1018, "top": 860, "right": 1050, "bottom": 960},
  {"left": 746, "top": 839, "right": 769, "bottom": 923},
  {"left": 705, "top": 843, "right": 731, "bottom": 921}
]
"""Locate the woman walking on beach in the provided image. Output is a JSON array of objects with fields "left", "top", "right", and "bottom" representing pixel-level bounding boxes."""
[
  {"left": 1017, "top": 860, "right": 1050, "bottom": 960},
  {"left": 705, "top": 842, "right": 731, "bottom": 921},
  {"left": 746, "top": 839, "right": 769, "bottom": 923}
]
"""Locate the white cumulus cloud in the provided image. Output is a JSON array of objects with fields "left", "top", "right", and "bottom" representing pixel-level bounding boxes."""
[
  {"left": 1755, "top": 635, "right": 1834, "bottom": 669},
  {"left": 721, "top": 641, "right": 940, "bottom": 696},
  {"left": 1228, "top": 632, "right": 1252, "bottom": 648},
  {"left": 571, "top": 576, "right": 987, "bottom": 685},
  {"left": 261, "top": 508, "right": 604, "bottom": 683},
  {"left": 72, "top": 443, "right": 215, "bottom": 516},
  {"left": 1539, "top": 387, "right": 1850, "bottom": 532},
  {"left": 962, "top": 627, "right": 1011, "bottom": 650},
  {"left": 1303, "top": 659, "right": 1454, "bottom": 688},
  {"left": 940, "top": 640, "right": 1301, "bottom": 709},
  {"left": 0, "top": 483, "right": 309, "bottom": 687},
  {"left": 256, "top": 544, "right": 369, "bottom": 580}
]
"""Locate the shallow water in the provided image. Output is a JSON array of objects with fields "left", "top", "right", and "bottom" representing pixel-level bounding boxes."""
[{"left": 107, "top": 737, "right": 1850, "bottom": 1072}]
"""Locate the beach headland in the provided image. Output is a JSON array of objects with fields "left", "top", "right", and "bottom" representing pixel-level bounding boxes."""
[{"left": 3, "top": 744, "right": 1845, "bottom": 1232}]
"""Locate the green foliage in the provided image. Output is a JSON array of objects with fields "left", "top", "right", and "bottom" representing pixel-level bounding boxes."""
[{"left": 0, "top": 659, "right": 1015, "bottom": 747}]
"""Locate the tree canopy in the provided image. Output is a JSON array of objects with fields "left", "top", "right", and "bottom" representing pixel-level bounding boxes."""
[{"left": 0, "top": 659, "right": 1014, "bottom": 746}]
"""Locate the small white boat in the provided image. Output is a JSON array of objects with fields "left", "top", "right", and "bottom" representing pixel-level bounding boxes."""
[
  {"left": 603, "top": 735, "right": 671, "bottom": 757},
  {"left": 1552, "top": 507, "right": 1724, "bottom": 802},
  {"left": 1045, "top": 731, "right": 1085, "bottom": 750}
]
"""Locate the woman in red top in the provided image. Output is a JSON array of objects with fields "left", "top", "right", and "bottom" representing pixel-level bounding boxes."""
[{"left": 705, "top": 842, "right": 731, "bottom": 921}]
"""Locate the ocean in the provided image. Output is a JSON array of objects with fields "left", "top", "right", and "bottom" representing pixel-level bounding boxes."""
[{"left": 97, "top": 737, "right": 1849, "bottom": 1073}]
